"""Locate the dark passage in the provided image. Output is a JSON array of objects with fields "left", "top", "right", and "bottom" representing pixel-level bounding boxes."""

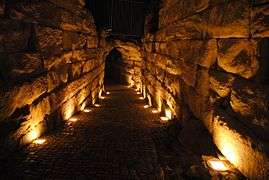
[
  {"left": 0, "top": 85, "right": 224, "bottom": 179},
  {"left": 104, "top": 49, "right": 123, "bottom": 85}
]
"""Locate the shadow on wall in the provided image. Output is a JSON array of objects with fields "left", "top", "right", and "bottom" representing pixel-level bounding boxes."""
[{"left": 104, "top": 48, "right": 124, "bottom": 85}]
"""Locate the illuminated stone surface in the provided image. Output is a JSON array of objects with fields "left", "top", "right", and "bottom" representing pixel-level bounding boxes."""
[
  {"left": 0, "top": 0, "right": 268, "bottom": 179},
  {"left": 0, "top": 1, "right": 104, "bottom": 147},
  {"left": 0, "top": 85, "right": 243, "bottom": 179},
  {"left": 144, "top": 0, "right": 269, "bottom": 178}
]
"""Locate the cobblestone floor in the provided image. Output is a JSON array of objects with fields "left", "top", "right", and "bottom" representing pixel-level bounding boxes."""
[
  {"left": 1, "top": 85, "right": 166, "bottom": 179},
  {"left": 0, "top": 85, "right": 245, "bottom": 179}
]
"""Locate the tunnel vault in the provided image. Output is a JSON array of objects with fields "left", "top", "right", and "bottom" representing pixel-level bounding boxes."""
[{"left": 0, "top": 0, "right": 269, "bottom": 179}]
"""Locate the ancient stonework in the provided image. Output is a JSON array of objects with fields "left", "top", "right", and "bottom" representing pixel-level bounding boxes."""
[
  {"left": 0, "top": 1, "right": 104, "bottom": 147},
  {"left": 143, "top": 0, "right": 269, "bottom": 178}
]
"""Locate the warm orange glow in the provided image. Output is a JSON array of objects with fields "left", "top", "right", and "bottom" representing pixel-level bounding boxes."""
[
  {"left": 160, "top": 116, "right": 170, "bottom": 121},
  {"left": 62, "top": 99, "right": 76, "bottom": 120},
  {"left": 83, "top": 108, "right": 91, "bottom": 113},
  {"left": 152, "top": 109, "right": 160, "bottom": 114},
  {"left": 147, "top": 94, "right": 152, "bottom": 106},
  {"left": 80, "top": 101, "right": 87, "bottom": 111},
  {"left": 94, "top": 104, "right": 101, "bottom": 107},
  {"left": 144, "top": 105, "right": 150, "bottom": 109},
  {"left": 139, "top": 97, "right": 144, "bottom": 100},
  {"left": 106, "top": 92, "right": 111, "bottom": 95},
  {"left": 207, "top": 159, "right": 229, "bottom": 171},
  {"left": 33, "top": 138, "right": 46, "bottom": 145},
  {"left": 165, "top": 108, "right": 172, "bottom": 120},
  {"left": 136, "top": 92, "right": 141, "bottom": 95},
  {"left": 100, "top": 96, "right": 105, "bottom": 99},
  {"left": 69, "top": 117, "right": 78, "bottom": 122},
  {"left": 27, "top": 130, "right": 39, "bottom": 142}
]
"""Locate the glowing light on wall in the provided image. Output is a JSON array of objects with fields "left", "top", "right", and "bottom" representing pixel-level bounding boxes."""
[
  {"left": 100, "top": 96, "right": 105, "bottom": 99},
  {"left": 147, "top": 94, "right": 152, "bottom": 106},
  {"left": 144, "top": 105, "right": 150, "bottom": 109},
  {"left": 98, "top": 90, "right": 103, "bottom": 98},
  {"left": 63, "top": 99, "right": 76, "bottom": 120},
  {"left": 152, "top": 109, "right": 160, "bottom": 114},
  {"left": 106, "top": 92, "right": 111, "bottom": 95},
  {"left": 80, "top": 101, "right": 87, "bottom": 111},
  {"left": 207, "top": 159, "right": 229, "bottom": 171},
  {"left": 165, "top": 108, "right": 172, "bottom": 120},
  {"left": 83, "top": 108, "right": 91, "bottom": 113},
  {"left": 160, "top": 116, "right": 170, "bottom": 121},
  {"left": 213, "top": 121, "right": 240, "bottom": 169},
  {"left": 142, "top": 85, "right": 146, "bottom": 99},
  {"left": 69, "top": 117, "right": 78, "bottom": 122},
  {"left": 94, "top": 104, "right": 101, "bottom": 107},
  {"left": 33, "top": 138, "right": 46, "bottom": 145},
  {"left": 139, "top": 97, "right": 144, "bottom": 100},
  {"left": 27, "top": 129, "right": 39, "bottom": 142}
]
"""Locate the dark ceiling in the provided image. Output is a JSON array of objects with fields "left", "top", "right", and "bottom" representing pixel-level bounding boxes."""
[{"left": 87, "top": 0, "right": 160, "bottom": 39}]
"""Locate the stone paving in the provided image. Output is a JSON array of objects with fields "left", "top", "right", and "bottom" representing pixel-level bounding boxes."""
[
  {"left": 1, "top": 85, "right": 165, "bottom": 179},
  {"left": 0, "top": 85, "right": 245, "bottom": 180}
]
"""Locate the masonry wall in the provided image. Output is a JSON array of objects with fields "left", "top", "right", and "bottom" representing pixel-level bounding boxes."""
[
  {"left": 143, "top": 0, "right": 269, "bottom": 178},
  {"left": 0, "top": 0, "right": 106, "bottom": 148}
]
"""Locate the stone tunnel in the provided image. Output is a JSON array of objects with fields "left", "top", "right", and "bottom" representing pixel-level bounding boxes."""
[{"left": 0, "top": 0, "right": 269, "bottom": 179}]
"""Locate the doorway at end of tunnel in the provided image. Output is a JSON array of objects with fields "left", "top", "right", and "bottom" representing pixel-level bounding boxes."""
[{"left": 104, "top": 48, "right": 125, "bottom": 85}]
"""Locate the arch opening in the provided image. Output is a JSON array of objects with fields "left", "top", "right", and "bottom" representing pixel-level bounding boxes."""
[{"left": 104, "top": 48, "right": 124, "bottom": 85}]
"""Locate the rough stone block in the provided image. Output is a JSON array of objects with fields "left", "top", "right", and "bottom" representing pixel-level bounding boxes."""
[
  {"left": 19, "top": 97, "right": 51, "bottom": 144},
  {"left": 71, "top": 49, "right": 98, "bottom": 63},
  {"left": 87, "top": 36, "right": 98, "bottom": 49},
  {"left": 217, "top": 39, "right": 259, "bottom": 79},
  {"left": 209, "top": 70, "right": 235, "bottom": 97},
  {"left": 212, "top": 108, "right": 269, "bottom": 179},
  {"left": 44, "top": 51, "right": 73, "bottom": 71},
  {"left": 71, "top": 62, "right": 83, "bottom": 79},
  {"left": 10, "top": 1, "right": 96, "bottom": 34},
  {"left": 159, "top": 0, "right": 209, "bottom": 28},
  {"left": 0, "top": 53, "right": 43, "bottom": 80},
  {"left": 63, "top": 31, "right": 86, "bottom": 50},
  {"left": 82, "top": 60, "right": 96, "bottom": 74},
  {"left": 36, "top": 26, "right": 63, "bottom": 58},
  {"left": 230, "top": 79, "right": 269, "bottom": 139},
  {"left": 0, "top": 77, "right": 47, "bottom": 120},
  {"left": 47, "top": 65, "right": 69, "bottom": 93},
  {"left": 208, "top": 0, "right": 249, "bottom": 38},
  {"left": 156, "top": 12, "right": 209, "bottom": 41},
  {"left": 0, "top": 20, "right": 31, "bottom": 52},
  {"left": 182, "top": 82, "right": 212, "bottom": 131},
  {"left": 197, "top": 39, "right": 217, "bottom": 68},
  {"left": 49, "top": 0, "right": 86, "bottom": 11},
  {"left": 251, "top": 4, "right": 269, "bottom": 37}
]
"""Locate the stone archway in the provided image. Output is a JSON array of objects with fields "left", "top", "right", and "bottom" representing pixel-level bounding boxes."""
[
  {"left": 102, "top": 40, "right": 144, "bottom": 89},
  {"left": 104, "top": 48, "right": 123, "bottom": 85}
]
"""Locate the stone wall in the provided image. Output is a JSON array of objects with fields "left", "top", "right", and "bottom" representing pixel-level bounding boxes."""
[
  {"left": 143, "top": 0, "right": 269, "bottom": 178},
  {"left": 0, "top": 0, "right": 105, "bottom": 148}
]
